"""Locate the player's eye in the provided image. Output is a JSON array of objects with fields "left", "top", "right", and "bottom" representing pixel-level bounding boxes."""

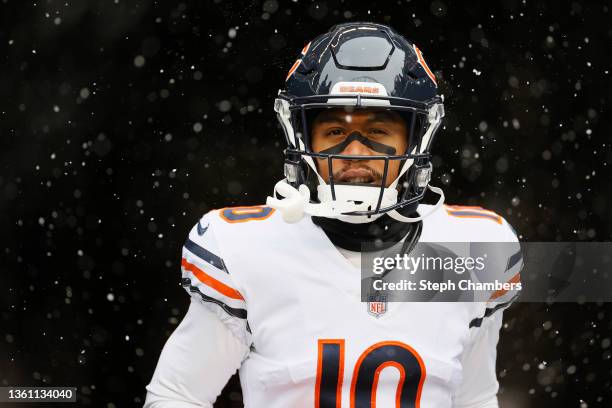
[
  {"left": 325, "top": 128, "right": 345, "bottom": 136},
  {"left": 368, "top": 128, "right": 389, "bottom": 135}
]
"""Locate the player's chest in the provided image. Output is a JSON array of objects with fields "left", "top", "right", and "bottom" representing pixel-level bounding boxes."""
[
  {"left": 238, "top": 242, "right": 477, "bottom": 343},
  {"left": 236, "top": 250, "right": 478, "bottom": 406}
]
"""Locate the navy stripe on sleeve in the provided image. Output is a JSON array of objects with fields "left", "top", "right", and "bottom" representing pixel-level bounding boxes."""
[
  {"left": 506, "top": 249, "right": 523, "bottom": 271},
  {"left": 469, "top": 293, "right": 520, "bottom": 328},
  {"left": 184, "top": 237, "right": 229, "bottom": 273}
]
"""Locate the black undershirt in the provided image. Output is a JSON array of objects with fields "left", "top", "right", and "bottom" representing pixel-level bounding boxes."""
[{"left": 312, "top": 210, "right": 422, "bottom": 253}]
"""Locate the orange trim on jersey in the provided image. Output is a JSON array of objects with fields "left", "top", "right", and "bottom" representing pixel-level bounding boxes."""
[
  {"left": 371, "top": 361, "right": 406, "bottom": 408},
  {"left": 446, "top": 210, "right": 503, "bottom": 224},
  {"left": 337, "top": 340, "right": 345, "bottom": 408},
  {"left": 413, "top": 45, "right": 437, "bottom": 86},
  {"left": 444, "top": 204, "right": 486, "bottom": 211},
  {"left": 315, "top": 339, "right": 345, "bottom": 408},
  {"left": 181, "top": 258, "right": 244, "bottom": 300},
  {"left": 301, "top": 41, "right": 312, "bottom": 55},
  {"left": 286, "top": 58, "right": 302, "bottom": 81},
  {"left": 350, "top": 341, "right": 426, "bottom": 408},
  {"left": 489, "top": 272, "right": 521, "bottom": 300},
  {"left": 445, "top": 204, "right": 502, "bottom": 216},
  {"left": 444, "top": 205, "right": 503, "bottom": 224},
  {"left": 218, "top": 205, "right": 275, "bottom": 223}
]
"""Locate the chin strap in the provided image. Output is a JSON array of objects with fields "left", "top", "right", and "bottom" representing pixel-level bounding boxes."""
[
  {"left": 387, "top": 185, "right": 445, "bottom": 223},
  {"left": 266, "top": 180, "right": 445, "bottom": 224}
]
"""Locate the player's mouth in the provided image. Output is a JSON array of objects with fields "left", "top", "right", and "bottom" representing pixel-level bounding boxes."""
[{"left": 335, "top": 167, "right": 381, "bottom": 184}]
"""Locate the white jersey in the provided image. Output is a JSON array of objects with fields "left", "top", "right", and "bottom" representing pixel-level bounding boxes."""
[{"left": 145, "top": 203, "right": 521, "bottom": 408}]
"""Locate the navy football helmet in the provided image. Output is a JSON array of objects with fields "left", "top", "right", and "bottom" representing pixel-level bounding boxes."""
[{"left": 267, "top": 22, "right": 445, "bottom": 223}]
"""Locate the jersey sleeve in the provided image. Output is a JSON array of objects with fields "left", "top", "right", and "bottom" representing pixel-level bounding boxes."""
[
  {"left": 482, "top": 216, "right": 523, "bottom": 310},
  {"left": 144, "top": 298, "right": 249, "bottom": 407},
  {"left": 452, "top": 310, "right": 504, "bottom": 408},
  {"left": 180, "top": 211, "right": 251, "bottom": 346},
  {"left": 454, "top": 217, "right": 522, "bottom": 407},
  {"left": 469, "top": 215, "right": 523, "bottom": 312}
]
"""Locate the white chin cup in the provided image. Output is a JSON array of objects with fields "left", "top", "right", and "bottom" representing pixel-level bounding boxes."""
[{"left": 316, "top": 184, "right": 398, "bottom": 224}]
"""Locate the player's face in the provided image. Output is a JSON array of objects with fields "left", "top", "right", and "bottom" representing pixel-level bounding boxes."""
[{"left": 310, "top": 108, "right": 408, "bottom": 187}]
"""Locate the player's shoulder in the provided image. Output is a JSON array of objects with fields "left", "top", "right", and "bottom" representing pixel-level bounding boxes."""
[
  {"left": 419, "top": 203, "right": 522, "bottom": 308},
  {"left": 418, "top": 202, "right": 518, "bottom": 242},
  {"left": 187, "top": 204, "right": 289, "bottom": 243}
]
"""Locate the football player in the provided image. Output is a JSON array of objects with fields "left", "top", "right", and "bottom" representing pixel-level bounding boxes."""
[{"left": 145, "top": 22, "right": 521, "bottom": 408}]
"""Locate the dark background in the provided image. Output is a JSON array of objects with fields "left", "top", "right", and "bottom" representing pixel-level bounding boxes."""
[{"left": 1, "top": 0, "right": 611, "bottom": 407}]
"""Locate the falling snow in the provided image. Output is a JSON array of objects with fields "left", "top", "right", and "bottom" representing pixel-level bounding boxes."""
[{"left": 1, "top": 1, "right": 610, "bottom": 407}]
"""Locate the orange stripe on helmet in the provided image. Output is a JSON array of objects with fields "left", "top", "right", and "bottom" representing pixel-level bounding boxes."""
[
  {"left": 286, "top": 58, "right": 302, "bottom": 81},
  {"left": 301, "top": 41, "right": 312, "bottom": 55},
  {"left": 181, "top": 258, "right": 245, "bottom": 300},
  {"left": 413, "top": 45, "right": 437, "bottom": 87}
]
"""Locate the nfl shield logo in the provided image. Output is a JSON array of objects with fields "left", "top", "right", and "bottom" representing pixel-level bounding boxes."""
[{"left": 367, "top": 293, "right": 387, "bottom": 317}]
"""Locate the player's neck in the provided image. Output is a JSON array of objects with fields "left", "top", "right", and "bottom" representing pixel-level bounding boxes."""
[{"left": 312, "top": 209, "right": 421, "bottom": 252}]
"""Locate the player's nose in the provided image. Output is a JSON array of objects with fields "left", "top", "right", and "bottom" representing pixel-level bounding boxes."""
[{"left": 341, "top": 137, "right": 371, "bottom": 157}]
